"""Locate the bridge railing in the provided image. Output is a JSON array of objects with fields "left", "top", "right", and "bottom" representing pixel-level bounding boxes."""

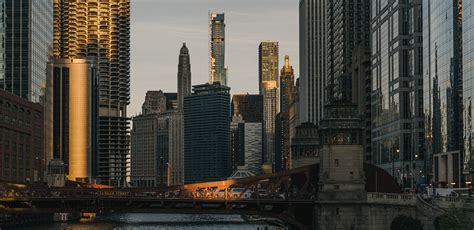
[
  {"left": 367, "top": 193, "right": 417, "bottom": 206},
  {"left": 431, "top": 196, "right": 464, "bottom": 209}
]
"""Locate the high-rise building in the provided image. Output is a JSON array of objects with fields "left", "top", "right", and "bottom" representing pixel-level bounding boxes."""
[
  {"left": 142, "top": 91, "right": 167, "bottom": 115},
  {"left": 291, "top": 122, "right": 319, "bottom": 169},
  {"left": 351, "top": 46, "right": 372, "bottom": 162},
  {"left": 371, "top": 0, "right": 424, "bottom": 187},
  {"left": 209, "top": 12, "right": 227, "bottom": 86},
  {"left": 276, "top": 55, "right": 296, "bottom": 170},
  {"left": 54, "top": 0, "right": 131, "bottom": 186},
  {"left": 184, "top": 83, "right": 231, "bottom": 183},
  {"left": 327, "top": 0, "right": 370, "bottom": 101},
  {"left": 424, "top": 0, "right": 463, "bottom": 188},
  {"left": 45, "top": 58, "right": 96, "bottom": 182},
  {"left": 289, "top": 78, "right": 300, "bottom": 146},
  {"left": 259, "top": 41, "right": 279, "bottom": 169},
  {"left": 0, "top": 1, "right": 53, "bottom": 103},
  {"left": 131, "top": 112, "right": 169, "bottom": 188},
  {"left": 231, "top": 94, "right": 263, "bottom": 122},
  {"left": 464, "top": 0, "right": 474, "bottom": 185},
  {"left": 0, "top": 90, "right": 44, "bottom": 183},
  {"left": 237, "top": 122, "right": 263, "bottom": 176},
  {"left": 178, "top": 43, "right": 191, "bottom": 110},
  {"left": 299, "top": 0, "right": 327, "bottom": 124}
]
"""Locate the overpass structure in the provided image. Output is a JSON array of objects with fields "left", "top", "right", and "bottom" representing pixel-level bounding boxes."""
[{"left": 0, "top": 163, "right": 469, "bottom": 229}]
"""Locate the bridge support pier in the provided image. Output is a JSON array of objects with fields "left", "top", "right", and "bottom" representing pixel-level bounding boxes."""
[{"left": 53, "top": 212, "right": 80, "bottom": 222}]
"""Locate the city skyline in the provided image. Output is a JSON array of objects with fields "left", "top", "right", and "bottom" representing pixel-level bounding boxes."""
[{"left": 130, "top": 0, "right": 299, "bottom": 116}]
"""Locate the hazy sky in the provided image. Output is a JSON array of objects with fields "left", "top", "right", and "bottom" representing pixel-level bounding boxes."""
[{"left": 130, "top": 0, "right": 299, "bottom": 116}]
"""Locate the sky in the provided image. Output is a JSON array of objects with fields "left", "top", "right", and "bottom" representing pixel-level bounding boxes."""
[{"left": 130, "top": 0, "right": 299, "bottom": 116}]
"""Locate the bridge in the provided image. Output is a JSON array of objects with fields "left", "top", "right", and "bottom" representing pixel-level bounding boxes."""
[{"left": 0, "top": 163, "right": 469, "bottom": 230}]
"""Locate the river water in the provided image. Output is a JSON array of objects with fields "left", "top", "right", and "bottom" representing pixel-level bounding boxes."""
[{"left": 13, "top": 213, "right": 282, "bottom": 230}]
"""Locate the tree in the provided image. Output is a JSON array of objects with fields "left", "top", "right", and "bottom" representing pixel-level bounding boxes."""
[
  {"left": 435, "top": 207, "right": 472, "bottom": 230},
  {"left": 391, "top": 215, "right": 423, "bottom": 230}
]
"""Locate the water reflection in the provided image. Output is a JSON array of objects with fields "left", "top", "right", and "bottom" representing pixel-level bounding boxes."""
[{"left": 14, "top": 214, "right": 280, "bottom": 230}]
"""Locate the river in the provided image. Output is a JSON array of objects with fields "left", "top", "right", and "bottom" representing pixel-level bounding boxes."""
[{"left": 12, "top": 213, "right": 283, "bottom": 230}]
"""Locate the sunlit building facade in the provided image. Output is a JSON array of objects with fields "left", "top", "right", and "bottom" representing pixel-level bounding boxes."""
[
  {"left": 209, "top": 12, "right": 227, "bottom": 86},
  {"left": 54, "top": 0, "right": 131, "bottom": 186},
  {"left": 463, "top": 0, "right": 474, "bottom": 185},
  {"left": 371, "top": 0, "right": 424, "bottom": 187},
  {"left": 259, "top": 41, "right": 279, "bottom": 169},
  {"left": 0, "top": 0, "right": 53, "bottom": 103},
  {"left": 45, "top": 58, "right": 96, "bottom": 182}
]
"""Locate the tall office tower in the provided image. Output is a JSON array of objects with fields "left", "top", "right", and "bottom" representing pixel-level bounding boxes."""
[
  {"left": 277, "top": 55, "right": 296, "bottom": 170},
  {"left": 178, "top": 43, "right": 191, "bottom": 110},
  {"left": 372, "top": 0, "right": 424, "bottom": 187},
  {"left": 259, "top": 41, "right": 279, "bottom": 169},
  {"left": 184, "top": 83, "right": 231, "bottom": 183},
  {"left": 0, "top": 90, "right": 44, "bottom": 183},
  {"left": 209, "top": 12, "right": 227, "bottom": 86},
  {"left": 54, "top": 0, "right": 131, "bottom": 186},
  {"left": 299, "top": 0, "right": 326, "bottom": 124},
  {"left": 45, "top": 59, "right": 96, "bottom": 182},
  {"left": 231, "top": 94, "right": 264, "bottom": 122},
  {"left": 327, "top": 0, "right": 370, "bottom": 101},
  {"left": 289, "top": 78, "right": 300, "bottom": 145},
  {"left": 131, "top": 113, "right": 169, "bottom": 188},
  {"left": 351, "top": 46, "right": 372, "bottom": 163},
  {"left": 464, "top": 0, "right": 474, "bottom": 185},
  {"left": 0, "top": 1, "right": 53, "bottom": 103},
  {"left": 425, "top": 0, "right": 463, "bottom": 188},
  {"left": 236, "top": 122, "right": 263, "bottom": 176},
  {"left": 142, "top": 90, "right": 167, "bottom": 115}
]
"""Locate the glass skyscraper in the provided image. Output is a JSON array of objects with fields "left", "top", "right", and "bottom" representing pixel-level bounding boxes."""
[
  {"left": 371, "top": 0, "right": 424, "bottom": 187},
  {"left": 184, "top": 83, "right": 231, "bottom": 183},
  {"left": 209, "top": 12, "right": 227, "bottom": 86},
  {"left": 0, "top": 0, "right": 53, "bottom": 103},
  {"left": 463, "top": 0, "right": 474, "bottom": 184},
  {"left": 424, "top": 0, "right": 463, "bottom": 187}
]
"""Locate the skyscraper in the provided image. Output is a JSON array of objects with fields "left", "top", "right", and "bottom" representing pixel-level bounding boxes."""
[
  {"left": 178, "top": 43, "right": 191, "bottom": 110},
  {"left": 54, "top": 0, "right": 131, "bottom": 186},
  {"left": 259, "top": 41, "right": 279, "bottom": 169},
  {"left": 0, "top": 1, "right": 53, "bottom": 103},
  {"left": 299, "top": 0, "right": 327, "bottom": 124},
  {"left": 424, "top": 0, "right": 463, "bottom": 188},
  {"left": 184, "top": 83, "right": 231, "bottom": 183},
  {"left": 209, "top": 12, "right": 227, "bottom": 86},
  {"left": 277, "top": 55, "right": 296, "bottom": 170},
  {"left": 464, "top": 0, "right": 474, "bottom": 186},
  {"left": 327, "top": 0, "right": 370, "bottom": 101},
  {"left": 45, "top": 58, "right": 97, "bottom": 182},
  {"left": 371, "top": 0, "right": 424, "bottom": 186}
]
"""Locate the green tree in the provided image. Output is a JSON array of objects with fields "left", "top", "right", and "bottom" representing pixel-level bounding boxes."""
[
  {"left": 436, "top": 208, "right": 472, "bottom": 230},
  {"left": 391, "top": 215, "right": 424, "bottom": 230}
]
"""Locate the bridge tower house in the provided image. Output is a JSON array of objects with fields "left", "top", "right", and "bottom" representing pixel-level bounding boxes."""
[{"left": 317, "top": 100, "right": 367, "bottom": 229}]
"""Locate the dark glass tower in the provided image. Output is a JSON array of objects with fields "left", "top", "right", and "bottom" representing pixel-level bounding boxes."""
[
  {"left": 0, "top": 0, "right": 53, "bottom": 103},
  {"left": 184, "top": 83, "right": 231, "bottom": 183}
]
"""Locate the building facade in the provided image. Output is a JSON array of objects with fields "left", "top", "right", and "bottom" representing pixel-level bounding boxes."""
[
  {"left": 351, "top": 46, "right": 372, "bottom": 162},
  {"left": 259, "top": 41, "right": 279, "bottom": 169},
  {"left": 371, "top": 0, "right": 424, "bottom": 187},
  {"left": 54, "top": 0, "right": 131, "bottom": 186},
  {"left": 0, "top": 90, "right": 44, "bottom": 183},
  {"left": 178, "top": 43, "right": 191, "bottom": 110},
  {"left": 291, "top": 122, "right": 319, "bottom": 168},
  {"left": 278, "top": 55, "right": 296, "bottom": 170},
  {"left": 184, "top": 83, "right": 231, "bottom": 183},
  {"left": 463, "top": 0, "right": 474, "bottom": 184},
  {"left": 231, "top": 94, "right": 263, "bottom": 122},
  {"left": 299, "top": 0, "right": 327, "bottom": 124},
  {"left": 327, "top": 0, "right": 370, "bottom": 102},
  {"left": 45, "top": 58, "right": 96, "bottom": 182},
  {"left": 209, "top": 12, "right": 227, "bottom": 86},
  {"left": 0, "top": 0, "right": 53, "bottom": 103},
  {"left": 424, "top": 0, "right": 464, "bottom": 188}
]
